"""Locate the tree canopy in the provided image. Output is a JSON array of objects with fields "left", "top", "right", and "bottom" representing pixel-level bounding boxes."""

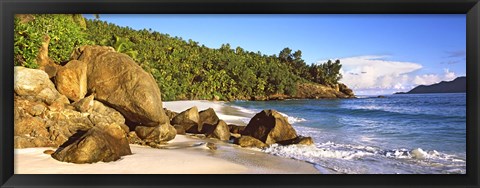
[{"left": 14, "top": 14, "right": 344, "bottom": 101}]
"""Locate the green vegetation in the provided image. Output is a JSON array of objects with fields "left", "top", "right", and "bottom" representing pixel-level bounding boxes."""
[
  {"left": 13, "top": 14, "right": 344, "bottom": 101},
  {"left": 14, "top": 14, "right": 92, "bottom": 68}
]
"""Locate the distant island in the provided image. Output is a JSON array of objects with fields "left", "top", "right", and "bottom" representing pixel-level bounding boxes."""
[{"left": 395, "top": 76, "right": 466, "bottom": 94}]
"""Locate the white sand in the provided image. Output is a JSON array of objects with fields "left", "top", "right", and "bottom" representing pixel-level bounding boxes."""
[
  {"left": 15, "top": 137, "right": 247, "bottom": 174},
  {"left": 15, "top": 100, "right": 319, "bottom": 174}
]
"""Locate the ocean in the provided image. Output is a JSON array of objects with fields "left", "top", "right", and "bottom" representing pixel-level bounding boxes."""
[{"left": 226, "top": 93, "right": 466, "bottom": 174}]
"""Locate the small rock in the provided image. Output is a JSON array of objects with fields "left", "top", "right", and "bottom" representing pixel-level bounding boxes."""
[
  {"left": 43, "top": 150, "right": 55, "bottom": 155},
  {"left": 206, "top": 142, "right": 217, "bottom": 150},
  {"left": 198, "top": 108, "right": 219, "bottom": 131},
  {"left": 171, "top": 106, "right": 200, "bottom": 133}
]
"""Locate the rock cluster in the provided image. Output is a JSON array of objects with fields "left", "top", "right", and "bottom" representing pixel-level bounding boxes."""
[
  {"left": 169, "top": 108, "right": 314, "bottom": 149},
  {"left": 14, "top": 45, "right": 176, "bottom": 164}
]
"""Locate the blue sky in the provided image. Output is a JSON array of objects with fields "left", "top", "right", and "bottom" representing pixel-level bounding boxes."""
[{"left": 85, "top": 14, "right": 466, "bottom": 95}]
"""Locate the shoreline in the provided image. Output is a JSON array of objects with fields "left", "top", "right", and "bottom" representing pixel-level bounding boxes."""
[
  {"left": 15, "top": 100, "right": 320, "bottom": 174},
  {"left": 15, "top": 135, "right": 319, "bottom": 174}
]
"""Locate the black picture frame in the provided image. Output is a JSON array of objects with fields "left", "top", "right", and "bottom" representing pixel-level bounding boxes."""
[{"left": 1, "top": 0, "right": 479, "bottom": 187}]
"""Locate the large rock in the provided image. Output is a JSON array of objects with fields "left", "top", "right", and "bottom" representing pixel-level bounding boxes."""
[
  {"left": 52, "top": 122, "right": 132, "bottom": 164},
  {"left": 242, "top": 110, "right": 298, "bottom": 145},
  {"left": 55, "top": 60, "right": 88, "bottom": 102},
  {"left": 71, "top": 45, "right": 169, "bottom": 127},
  {"left": 233, "top": 136, "right": 268, "bottom": 149},
  {"left": 171, "top": 106, "right": 199, "bottom": 133},
  {"left": 198, "top": 108, "right": 219, "bottom": 131},
  {"left": 14, "top": 66, "right": 65, "bottom": 105},
  {"left": 201, "top": 120, "right": 230, "bottom": 141},
  {"left": 135, "top": 123, "right": 176, "bottom": 143}
]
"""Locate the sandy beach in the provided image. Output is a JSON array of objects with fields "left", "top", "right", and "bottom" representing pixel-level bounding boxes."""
[{"left": 14, "top": 100, "right": 320, "bottom": 174}]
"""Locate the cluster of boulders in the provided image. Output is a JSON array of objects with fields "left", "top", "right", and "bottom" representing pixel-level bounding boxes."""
[
  {"left": 163, "top": 106, "right": 314, "bottom": 149},
  {"left": 14, "top": 45, "right": 176, "bottom": 164},
  {"left": 14, "top": 45, "right": 314, "bottom": 165}
]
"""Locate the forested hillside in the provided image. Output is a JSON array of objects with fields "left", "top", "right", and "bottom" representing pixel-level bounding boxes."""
[{"left": 14, "top": 14, "right": 353, "bottom": 101}]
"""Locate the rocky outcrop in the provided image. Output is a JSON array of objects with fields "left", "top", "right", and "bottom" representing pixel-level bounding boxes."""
[
  {"left": 294, "top": 83, "right": 354, "bottom": 99},
  {"left": 55, "top": 60, "right": 88, "bottom": 101},
  {"left": 338, "top": 83, "right": 354, "bottom": 97},
  {"left": 233, "top": 136, "right": 268, "bottom": 149},
  {"left": 242, "top": 110, "right": 298, "bottom": 145},
  {"left": 71, "top": 45, "right": 169, "bottom": 127},
  {"left": 52, "top": 122, "right": 132, "bottom": 164}
]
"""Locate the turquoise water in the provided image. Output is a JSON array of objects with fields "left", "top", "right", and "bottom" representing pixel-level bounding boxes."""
[{"left": 227, "top": 93, "right": 466, "bottom": 174}]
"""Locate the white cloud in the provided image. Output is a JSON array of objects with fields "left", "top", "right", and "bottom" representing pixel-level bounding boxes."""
[
  {"left": 443, "top": 68, "right": 457, "bottom": 81},
  {"left": 317, "top": 55, "right": 461, "bottom": 95},
  {"left": 412, "top": 69, "right": 456, "bottom": 86},
  {"left": 320, "top": 55, "right": 422, "bottom": 90},
  {"left": 413, "top": 74, "right": 440, "bottom": 85}
]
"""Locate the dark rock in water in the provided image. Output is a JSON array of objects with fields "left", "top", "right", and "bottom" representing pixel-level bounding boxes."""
[
  {"left": 276, "top": 136, "right": 315, "bottom": 146},
  {"left": 198, "top": 108, "right": 219, "bottom": 131},
  {"left": 55, "top": 60, "right": 88, "bottom": 102},
  {"left": 164, "top": 108, "right": 178, "bottom": 121},
  {"left": 71, "top": 45, "right": 169, "bottom": 127},
  {"left": 173, "top": 124, "right": 186, "bottom": 135},
  {"left": 228, "top": 124, "right": 246, "bottom": 134},
  {"left": 171, "top": 106, "right": 199, "bottom": 133},
  {"left": 43, "top": 150, "right": 55, "bottom": 155},
  {"left": 242, "top": 110, "right": 298, "bottom": 145},
  {"left": 202, "top": 120, "right": 230, "bottom": 141},
  {"left": 52, "top": 122, "right": 132, "bottom": 164},
  {"left": 377, "top": 95, "right": 386, "bottom": 98},
  {"left": 233, "top": 136, "right": 268, "bottom": 149},
  {"left": 135, "top": 123, "right": 176, "bottom": 143}
]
